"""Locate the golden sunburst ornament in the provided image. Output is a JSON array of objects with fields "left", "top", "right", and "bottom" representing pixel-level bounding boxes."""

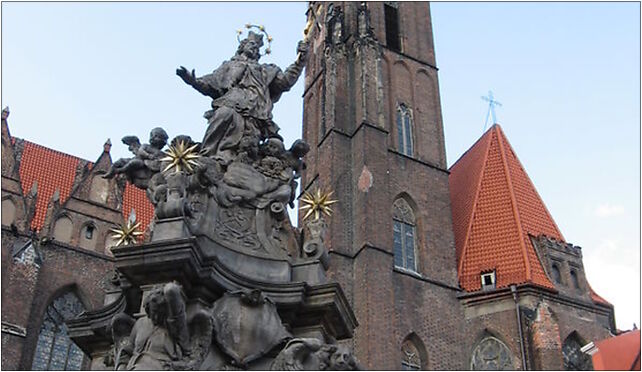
[
  {"left": 109, "top": 220, "right": 143, "bottom": 247},
  {"left": 161, "top": 141, "right": 200, "bottom": 174},
  {"left": 299, "top": 188, "right": 337, "bottom": 221}
]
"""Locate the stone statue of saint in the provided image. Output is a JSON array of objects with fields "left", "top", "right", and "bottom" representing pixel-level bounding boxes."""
[
  {"left": 176, "top": 31, "right": 309, "bottom": 165},
  {"left": 122, "top": 283, "right": 191, "bottom": 370}
]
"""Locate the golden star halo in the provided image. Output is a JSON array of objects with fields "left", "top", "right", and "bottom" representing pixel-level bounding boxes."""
[
  {"left": 161, "top": 141, "right": 200, "bottom": 174},
  {"left": 299, "top": 188, "right": 337, "bottom": 221},
  {"left": 109, "top": 220, "right": 143, "bottom": 247}
]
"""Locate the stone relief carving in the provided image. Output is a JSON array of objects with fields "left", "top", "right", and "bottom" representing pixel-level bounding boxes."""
[{"left": 271, "top": 338, "right": 362, "bottom": 370}]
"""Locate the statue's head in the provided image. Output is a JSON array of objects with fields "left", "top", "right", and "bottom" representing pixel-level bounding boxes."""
[
  {"left": 290, "top": 139, "right": 310, "bottom": 158},
  {"left": 122, "top": 135, "right": 140, "bottom": 152},
  {"left": 143, "top": 286, "right": 168, "bottom": 326},
  {"left": 239, "top": 135, "right": 259, "bottom": 152},
  {"left": 149, "top": 127, "right": 169, "bottom": 149},
  {"left": 318, "top": 345, "right": 359, "bottom": 371},
  {"left": 237, "top": 31, "right": 264, "bottom": 61},
  {"left": 263, "top": 137, "right": 285, "bottom": 156}
]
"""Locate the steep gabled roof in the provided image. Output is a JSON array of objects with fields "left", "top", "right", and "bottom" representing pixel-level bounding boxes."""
[
  {"left": 15, "top": 139, "right": 153, "bottom": 233},
  {"left": 19, "top": 140, "right": 85, "bottom": 231},
  {"left": 449, "top": 124, "right": 563, "bottom": 291}
]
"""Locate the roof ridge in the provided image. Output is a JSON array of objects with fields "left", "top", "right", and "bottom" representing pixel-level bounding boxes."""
[
  {"left": 457, "top": 127, "right": 494, "bottom": 281},
  {"left": 496, "top": 128, "right": 565, "bottom": 241},
  {"left": 495, "top": 125, "right": 532, "bottom": 281}
]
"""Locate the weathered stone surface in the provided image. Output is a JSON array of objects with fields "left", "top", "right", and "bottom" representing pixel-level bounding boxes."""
[{"left": 67, "top": 28, "right": 360, "bottom": 371}]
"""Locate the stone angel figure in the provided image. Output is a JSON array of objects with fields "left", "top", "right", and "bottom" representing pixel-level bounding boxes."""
[
  {"left": 109, "top": 282, "right": 212, "bottom": 371},
  {"left": 103, "top": 128, "right": 170, "bottom": 206}
]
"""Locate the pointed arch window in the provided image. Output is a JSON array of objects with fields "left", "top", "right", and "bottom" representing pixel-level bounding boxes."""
[
  {"left": 31, "top": 291, "right": 86, "bottom": 370},
  {"left": 570, "top": 269, "right": 580, "bottom": 290},
  {"left": 393, "top": 198, "right": 416, "bottom": 272},
  {"left": 396, "top": 103, "right": 413, "bottom": 157},
  {"left": 401, "top": 335, "right": 427, "bottom": 370},
  {"left": 563, "top": 332, "right": 593, "bottom": 370},
  {"left": 384, "top": 2, "right": 401, "bottom": 52},
  {"left": 471, "top": 336, "right": 513, "bottom": 370},
  {"left": 551, "top": 263, "right": 562, "bottom": 284}
]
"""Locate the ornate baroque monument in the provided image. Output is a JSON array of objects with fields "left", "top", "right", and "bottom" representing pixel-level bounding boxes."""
[{"left": 66, "top": 24, "right": 361, "bottom": 370}]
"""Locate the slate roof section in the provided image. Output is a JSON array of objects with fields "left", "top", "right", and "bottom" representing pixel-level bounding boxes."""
[
  {"left": 449, "top": 124, "right": 563, "bottom": 291},
  {"left": 16, "top": 139, "right": 154, "bottom": 232}
]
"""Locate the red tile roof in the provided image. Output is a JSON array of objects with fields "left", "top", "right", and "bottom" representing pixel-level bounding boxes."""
[
  {"left": 19, "top": 141, "right": 83, "bottom": 231},
  {"left": 122, "top": 183, "right": 155, "bottom": 237},
  {"left": 591, "top": 329, "right": 640, "bottom": 370},
  {"left": 449, "top": 124, "right": 563, "bottom": 291},
  {"left": 16, "top": 139, "right": 153, "bottom": 232}
]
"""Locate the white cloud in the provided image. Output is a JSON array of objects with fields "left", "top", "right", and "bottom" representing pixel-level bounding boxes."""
[
  {"left": 583, "top": 238, "right": 640, "bottom": 330},
  {"left": 593, "top": 203, "right": 625, "bottom": 218}
]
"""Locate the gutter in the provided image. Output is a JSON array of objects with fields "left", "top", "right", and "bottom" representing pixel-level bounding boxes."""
[{"left": 511, "top": 285, "right": 528, "bottom": 370}]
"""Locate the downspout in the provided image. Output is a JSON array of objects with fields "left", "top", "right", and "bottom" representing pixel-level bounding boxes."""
[{"left": 511, "top": 285, "right": 528, "bottom": 370}]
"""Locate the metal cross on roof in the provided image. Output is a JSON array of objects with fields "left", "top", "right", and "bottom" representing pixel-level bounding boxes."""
[{"left": 481, "top": 90, "right": 502, "bottom": 132}]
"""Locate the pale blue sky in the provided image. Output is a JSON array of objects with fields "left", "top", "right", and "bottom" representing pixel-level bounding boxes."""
[{"left": 2, "top": 2, "right": 639, "bottom": 331}]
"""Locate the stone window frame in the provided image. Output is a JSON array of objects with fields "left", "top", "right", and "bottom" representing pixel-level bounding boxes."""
[
  {"left": 551, "top": 260, "right": 563, "bottom": 285},
  {"left": 401, "top": 333, "right": 428, "bottom": 370},
  {"left": 384, "top": 2, "right": 402, "bottom": 52},
  {"left": 470, "top": 335, "right": 514, "bottom": 370},
  {"left": 480, "top": 270, "right": 496, "bottom": 290},
  {"left": 82, "top": 222, "right": 97, "bottom": 240},
  {"left": 31, "top": 290, "right": 86, "bottom": 370},
  {"left": 393, "top": 198, "right": 417, "bottom": 272},
  {"left": 396, "top": 103, "right": 414, "bottom": 157},
  {"left": 569, "top": 267, "right": 581, "bottom": 291},
  {"left": 562, "top": 331, "right": 593, "bottom": 370}
]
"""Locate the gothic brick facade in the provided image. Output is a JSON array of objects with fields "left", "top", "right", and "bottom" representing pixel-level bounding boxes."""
[{"left": 1, "top": 2, "right": 617, "bottom": 370}]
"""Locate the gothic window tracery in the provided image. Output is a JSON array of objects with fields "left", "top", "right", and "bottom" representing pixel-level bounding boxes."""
[
  {"left": 31, "top": 291, "right": 86, "bottom": 370},
  {"left": 396, "top": 103, "right": 413, "bottom": 157},
  {"left": 563, "top": 332, "right": 593, "bottom": 370},
  {"left": 393, "top": 198, "right": 416, "bottom": 272},
  {"left": 470, "top": 336, "right": 513, "bottom": 370},
  {"left": 401, "top": 339, "right": 422, "bottom": 370}
]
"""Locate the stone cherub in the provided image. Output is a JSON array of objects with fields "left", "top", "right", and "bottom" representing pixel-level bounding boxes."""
[
  {"left": 176, "top": 30, "right": 309, "bottom": 165},
  {"left": 284, "top": 139, "right": 310, "bottom": 208},
  {"left": 271, "top": 338, "right": 362, "bottom": 370},
  {"left": 103, "top": 127, "right": 168, "bottom": 190},
  {"left": 111, "top": 282, "right": 212, "bottom": 371}
]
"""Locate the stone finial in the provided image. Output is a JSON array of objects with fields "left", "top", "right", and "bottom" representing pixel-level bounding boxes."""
[
  {"left": 29, "top": 181, "right": 38, "bottom": 197},
  {"left": 104, "top": 138, "right": 112, "bottom": 153},
  {"left": 1, "top": 107, "right": 9, "bottom": 120},
  {"left": 52, "top": 189, "right": 60, "bottom": 203}
]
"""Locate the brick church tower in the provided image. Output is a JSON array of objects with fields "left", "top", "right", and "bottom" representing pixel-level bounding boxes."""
[{"left": 300, "top": 2, "right": 466, "bottom": 369}]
